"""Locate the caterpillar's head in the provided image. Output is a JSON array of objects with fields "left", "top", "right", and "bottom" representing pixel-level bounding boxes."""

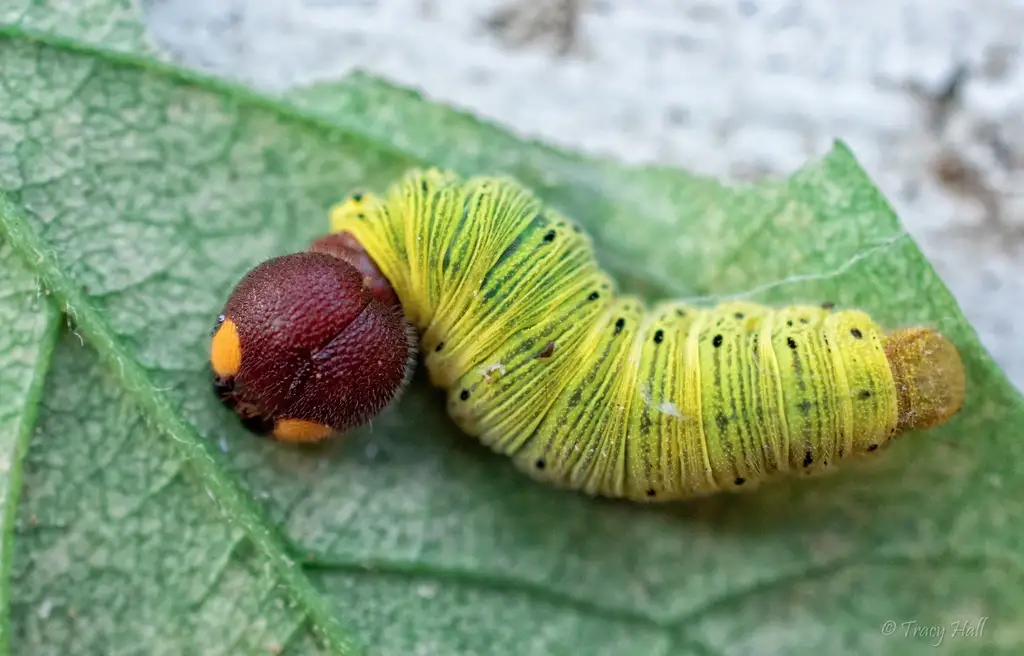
[
  {"left": 884, "top": 328, "right": 966, "bottom": 434},
  {"left": 210, "top": 233, "right": 415, "bottom": 443}
]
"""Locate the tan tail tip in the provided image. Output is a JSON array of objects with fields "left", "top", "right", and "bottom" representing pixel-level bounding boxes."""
[{"left": 884, "top": 328, "right": 966, "bottom": 433}]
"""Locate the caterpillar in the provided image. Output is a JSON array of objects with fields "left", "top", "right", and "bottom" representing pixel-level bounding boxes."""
[{"left": 210, "top": 169, "right": 966, "bottom": 502}]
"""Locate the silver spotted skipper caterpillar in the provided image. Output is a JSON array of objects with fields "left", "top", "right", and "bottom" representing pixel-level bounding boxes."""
[{"left": 210, "top": 169, "right": 966, "bottom": 502}]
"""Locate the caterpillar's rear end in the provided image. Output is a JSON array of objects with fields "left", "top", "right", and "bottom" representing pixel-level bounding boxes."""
[
  {"left": 475, "top": 296, "right": 966, "bottom": 503},
  {"left": 330, "top": 168, "right": 967, "bottom": 503},
  {"left": 624, "top": 301, "right": 966, "bottom": 501}
]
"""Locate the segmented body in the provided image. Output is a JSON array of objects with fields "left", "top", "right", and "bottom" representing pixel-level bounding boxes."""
[{"left": 330, "top": 170, "right": 910, "bottom": 502}]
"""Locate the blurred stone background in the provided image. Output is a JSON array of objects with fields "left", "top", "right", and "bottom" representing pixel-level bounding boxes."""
[{"left": 143, "top": 0, "right": 1023, "bottom": 391}]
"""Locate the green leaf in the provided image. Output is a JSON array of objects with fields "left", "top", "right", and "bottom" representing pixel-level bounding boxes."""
[
  {"left": 1, "top": 0, "right": 156, "bottom": 56},
  {"left": 0, "top": 240, "right": 59, "bottom": 653},
  {"left": 0, "top": 15, "right": 1022, "bottom": 656}
]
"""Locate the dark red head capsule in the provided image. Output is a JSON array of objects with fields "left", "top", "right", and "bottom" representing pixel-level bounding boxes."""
[{"left": 210, "top": 237, "right": 415, "bottom": 443}]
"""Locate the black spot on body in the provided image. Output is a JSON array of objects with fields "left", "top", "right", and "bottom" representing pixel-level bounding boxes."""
[
  {"left": 734, "top": 477, "right": 745, "bottom": 486},
  {"left": 867, "top": 444, "right": 879, "bottom": 452},
  {"left": 653, "top": 330, "right": 664, "bottom": 344},
  {"left": 786, "top": 320, "right": 793, "bottom": 327},
  {"left": 614, "top": 318, "right": 625, "bottom": 334},
  {"left": 798, "top": 399, "right": 812, "bottom": 415},
  {"left": 851, "top": 328, "right": 863, "bottom": 339},
  {"left": 803, "top": 451, "right": 813, "bottom": 467},
  {"left": 716, "top": 414, "right": 729, "bottom": 430},
  {"left": 351, "top": 192, "right": 363, "bottom": 202},
  {"left": 420, "top": 180, "right": 428, "bottom": 192},
  {"left": 712, "top": 334, "right": 723, "bottom": 348},
  {"left": 734, "top": 312, "right": 745, "bottom": 319},
  {"left": 536, "top": 341, "right": 556, "bottom": 359},
  {"left": 588, "top": 291, "right": 600, "bottom": 301},
  {"left": 859, "top": 389, "right": 872, "bottom": 400},
  {"left": 460, "top": 390, "right": 470, "bottom": 401},
  {"left": 357, "top": 212, "right": 366, "bottom": 220},
  {"left": 435, "top": 342, "right": 445, "bottom": 352},
  {"left": 535, "top": 458, "right": 546, "bottom": 470},
  {"left": 787, "top": 337, "right": 798, "bottom": 349},
  {"left": 646, "top": 489, "right": 656, "bottom": 497},
  {"left": 543, "top": 230, "right": 557, "bottom": 242}
]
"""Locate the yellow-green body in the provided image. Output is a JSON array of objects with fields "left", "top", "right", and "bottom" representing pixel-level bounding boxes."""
[{"left": 331, "top": 169, "right": 902, "bottom": 502}]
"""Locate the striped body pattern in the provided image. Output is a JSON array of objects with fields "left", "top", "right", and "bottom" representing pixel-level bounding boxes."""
[{"left": 329, "top": 169, "right": 963, "bottom": 502}]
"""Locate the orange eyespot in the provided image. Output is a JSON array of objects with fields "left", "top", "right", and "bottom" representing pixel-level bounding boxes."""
[
  {"left": 210, "top": 239, "right": 415, "bottom": 442},
  {"left": 273, "top": 419, "right": 336, "bottom": 443},
  {"left": 209, "top": 317, "right": 242, "bottom": 378}
]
